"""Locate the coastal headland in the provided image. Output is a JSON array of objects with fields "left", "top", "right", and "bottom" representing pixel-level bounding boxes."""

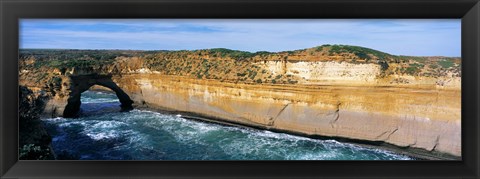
[{"left": 19, "top": 45, "right": 461, "bottom": 159}]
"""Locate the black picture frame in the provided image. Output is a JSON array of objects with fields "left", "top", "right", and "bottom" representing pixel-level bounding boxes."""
[{"left": 1, "top": 0, "right": 479, "bottom": 178}]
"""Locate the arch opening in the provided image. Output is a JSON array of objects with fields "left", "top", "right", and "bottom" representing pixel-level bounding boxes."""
[
  {"left": 63, "top": 75, "right": 133, "bottom": 118},
  {"left": 78, "top": 86, "right": 121, "bottom": 116}
]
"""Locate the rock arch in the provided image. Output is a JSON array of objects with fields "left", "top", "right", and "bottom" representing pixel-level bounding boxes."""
[{"left": 62, "top": 74, "right": 133, "bottom": 118}]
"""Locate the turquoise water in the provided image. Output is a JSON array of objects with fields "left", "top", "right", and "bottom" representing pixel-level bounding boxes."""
[{"left": 42, "top": 91, "right": 413, "bottom": 160}]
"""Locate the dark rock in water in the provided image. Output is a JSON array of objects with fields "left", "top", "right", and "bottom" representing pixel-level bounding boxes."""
[{"left": 19, "top": 86, "right": 55, "bottom": 160}]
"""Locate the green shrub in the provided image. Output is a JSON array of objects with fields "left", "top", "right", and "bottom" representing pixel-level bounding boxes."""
[
  {"left": 429, "top": 64, "right": 439, "bottom": 69},
  {"left": 378, "top": 61, "right": 389, "bottom": 71},
  {"left": 207, "top": 48, "right": 254, "bottom": 59},
  {"left": 438, "top": 60, "right": 455, "bottom": 68},
  {"left": 237, "top": 72, "right": 247, "bottom": 77},
  {"left": 254, "top": 51, "right": 273, "bottom": 56},
  {"left": 328, "top": 45, "right": 391, "bottom": 60},
  {"left": 410, "top": 63, "right": 424, "bottom": 68},
  {"left": 405, "top": 66, "right": 420, "bottom": 75}
]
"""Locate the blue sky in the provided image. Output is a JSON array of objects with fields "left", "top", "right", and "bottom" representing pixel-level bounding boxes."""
[{"left": 20, "top": 19, "right": 461, "bottom": 57}]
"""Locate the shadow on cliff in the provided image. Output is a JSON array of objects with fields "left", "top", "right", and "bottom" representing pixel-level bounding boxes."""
[{"left": 63, "top": 74, "right": 134, "bottom": 118}]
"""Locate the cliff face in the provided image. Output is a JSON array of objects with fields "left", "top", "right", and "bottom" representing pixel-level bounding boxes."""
[
  {"left": 18, "top": 46, "right": 462, "bottom": 158},
  {"left": 111, "top": 74, "right": 460, "bottom": 157},
  {"left": 257, "top": 61, "right": 382, "bottom": 83}
]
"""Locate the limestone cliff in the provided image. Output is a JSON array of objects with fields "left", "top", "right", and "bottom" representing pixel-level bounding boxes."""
[
  {"left": 111, "top": 74, "right": 460, "bottom": 158},
  {"left": 18, "top": 45, "right": 462, "bottom": 158}
]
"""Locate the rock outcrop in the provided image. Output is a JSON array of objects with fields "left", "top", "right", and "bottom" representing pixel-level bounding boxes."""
[
  {"left": 19, "top": 86, "right": 55, "bottom": 160},
  {"left": 61, "top": 74, "right": 133, "bottom": 117},
  {"left": 24, "top": 73, "right": 134, "bottom": 118}
]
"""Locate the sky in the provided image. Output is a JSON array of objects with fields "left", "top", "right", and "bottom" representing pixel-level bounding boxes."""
[{"left": 20, "top": 19, "right": 461, "bottom": 57}]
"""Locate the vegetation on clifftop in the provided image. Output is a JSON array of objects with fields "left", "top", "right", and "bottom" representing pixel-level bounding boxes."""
[{"left": 19, "top": 45, "right": 461, "bottom": 85}]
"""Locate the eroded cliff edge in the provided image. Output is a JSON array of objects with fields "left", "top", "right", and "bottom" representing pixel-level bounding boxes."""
[{"left": 19, "top": 45, "right": 461, "bottom": 158}]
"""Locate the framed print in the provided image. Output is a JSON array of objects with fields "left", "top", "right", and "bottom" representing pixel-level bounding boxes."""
[{"left": 1, "top": 0, "right": 480, "bottom": 178}]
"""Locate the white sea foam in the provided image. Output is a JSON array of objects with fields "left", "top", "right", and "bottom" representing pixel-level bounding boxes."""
[
  {"left": 42, "top": 117, "right": 67, "bottom": 122},
  {"left": 91, "top": 120, "right": 126, "bottom": 129},
  {"left": 85, "top": 132, "right": 119, "bottom": 140},
  {"left": 293, "top": 151, "right": 339, "bottom": 160},
  {"left": 81, "top": 98, "right": 120, "bottom": 104}
]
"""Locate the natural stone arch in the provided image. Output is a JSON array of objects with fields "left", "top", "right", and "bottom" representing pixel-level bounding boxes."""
[{"left": 62, "top": 74, "right": 133, "bottom": 118}]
